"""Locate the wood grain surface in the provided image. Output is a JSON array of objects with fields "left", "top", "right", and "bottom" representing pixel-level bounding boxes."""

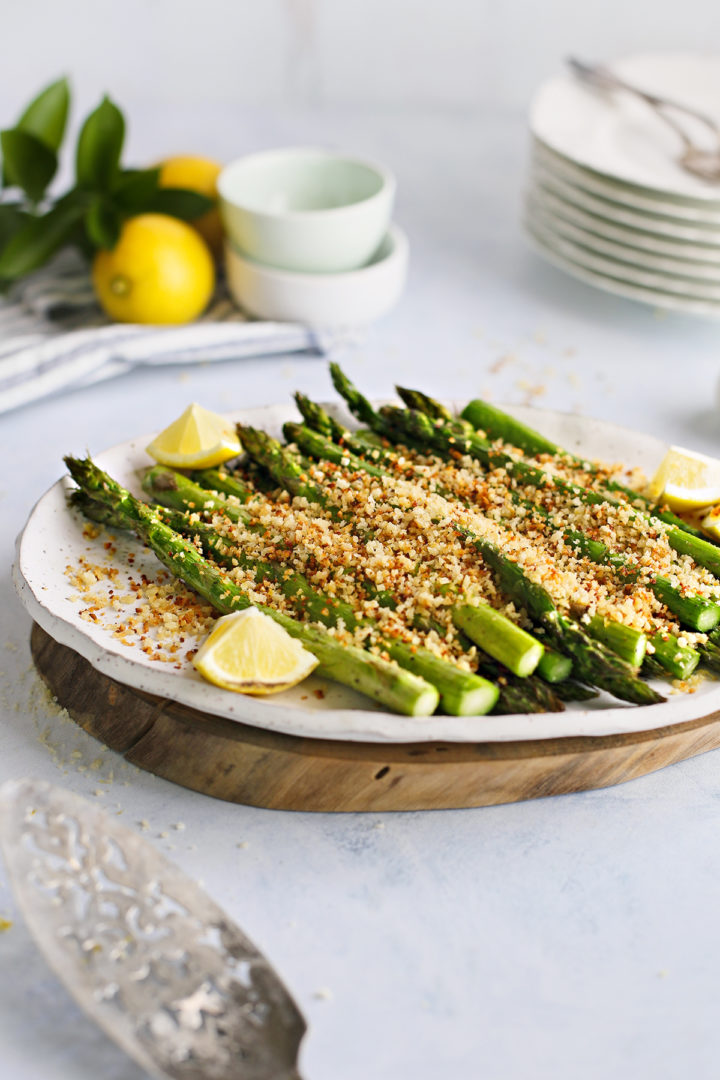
[{"left": 30, "top": 623, "right": 720, "bottom": 812}]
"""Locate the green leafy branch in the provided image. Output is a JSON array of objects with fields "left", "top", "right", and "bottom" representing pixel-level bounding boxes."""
[{"left": 0, "top": 77, "right": 214, "bottom": 282}]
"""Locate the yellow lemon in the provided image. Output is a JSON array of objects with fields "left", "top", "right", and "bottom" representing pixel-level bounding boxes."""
[
  {"left": 648, "top": 445, "right": 720, "bottom": 513},
  {"left": 158, "top": 155, "right": 224, "bottom": 256},
  {"left": 146, "top": 403, "right": 241, "bottom": 468},
  {"left": 193, "top": 608, "right": 319, "bottom": 695},
  {"left": 93, "top": 214, "right": 215, "bottom": 325},
  {"left": 702, "top": 506, "right": 720, "bottom": 541}
]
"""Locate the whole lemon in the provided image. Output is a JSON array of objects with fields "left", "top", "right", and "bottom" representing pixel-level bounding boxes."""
[
  {"left": 158, "top": 155, "right": 224, "bottom": 256},
  {"left": 93, "top": 214, "right": 215, "bottom": 325}
]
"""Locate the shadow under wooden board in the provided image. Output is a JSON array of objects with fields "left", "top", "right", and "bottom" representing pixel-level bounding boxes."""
[{"left": 30, "top": 623, "right": 720, "bottom": 813}]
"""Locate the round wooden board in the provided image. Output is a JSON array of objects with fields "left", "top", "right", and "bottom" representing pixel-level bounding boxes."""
[{"left": 30, "top": 623, "right": 720, "bottom": 812}]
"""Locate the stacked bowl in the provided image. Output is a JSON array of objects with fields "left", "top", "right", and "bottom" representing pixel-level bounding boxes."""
[
  {"left": 218, "top": 149, "right": 407, "bottom": 327},
  {"left": 525, "top": 54, "right": 720, "bottom": 317}
]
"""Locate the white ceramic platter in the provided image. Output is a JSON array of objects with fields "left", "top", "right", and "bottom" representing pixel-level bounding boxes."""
[
  {"left": 531, "top": 53, "right": 720, "bottom": 201},
  {"left": 527, "top": 197, "right": 720, "bottom": 283},
  {"left": 525, "top": 224, "right": 720, "bottom": 317},
  {"left": 526, "top": 210, "right": 720, "bottom": 302},
  {"left": 532, "top": 164, "right": 720, "bottom": 244},
  {"left": 529, "top": 183, "right": 720, "bottom": 264},
  {"left": 531, "top": 139, "right": 720, "bottom": 223},
  {"left": 526, "top": 207, "right": 720, "bottom": 299},
  {"left": 14, "top": 401, "right": 720, "bottom": 743}
]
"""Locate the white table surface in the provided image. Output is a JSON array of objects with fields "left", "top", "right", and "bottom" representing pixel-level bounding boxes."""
[{"left": 2, "top": 107, "right": 720, "bottom": 1080}]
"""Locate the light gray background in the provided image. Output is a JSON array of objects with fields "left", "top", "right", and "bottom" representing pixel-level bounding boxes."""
[
  {"left": 2, "top": 6, "right": 720, "bottom": 1080},
  {"left": 3, "top": 0, "right": 720, "bottom": 114}
]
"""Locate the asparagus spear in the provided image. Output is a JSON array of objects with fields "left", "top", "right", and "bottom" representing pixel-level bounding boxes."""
[
  {"left": 648, "top": 633, "right": 700, "bottom": 680},
  {"left": 536, "top": 648, "right": 573, "bottom": 683},
  {"left": 459, "top": 396, "right": 708, "bottom": 539},
  {"left": 452, "top": 602, "right": 545, "bottom": 677},
  {"left": 247, "top": 418, "right": 663, "bottom": 704},
  {"left": 283, "top": 421, "right": 389, "bottom": 479},
  {"left": 378, "top": 402, "right": 720, "bottom": 579},
  {"left": 288, "top": 396, "right": 667, "bottom": 701},
  {"left": 303, "top": 385, "right": 703, "bottom": 683},
  {"left": 306, "top": 384, "right": 719, "bottom": 634},
  {"left": 586, "top": 615, "right": 646, "bottom": 669},
  {"left": 143, "top": 466, "right": 251, "bottom": 524},
  {"left": 472, "top": 651, "right": 565, "bottom": 714},
  {"left": 552, "top": 679, "right": 599, "bottom": 703},
  {"left": 145, "top": 477, "right": 565, "bottom": 716},
  {"left": 141, "top": 465, "right": 500, "bottom": 716},
  {"left": 64, "top": 457, "right": 440, "bottom": 717},
  {"left": 396, "top": 386, "right": 454, "bottom": 422},
  {"left": 293, "top": 391, "right": 348, "bottom": 443},
  {"left": 279, "top": 416, "right": 667, "bottom": 686},
  {"left": 187, "top": 468, "right": 254, "bottom": 502},
  {"left": 460, "top": 529, "right": 664, "bottom": 704},
  {"left": 241, "top": 423, "right": 554, "bottom": 685}
]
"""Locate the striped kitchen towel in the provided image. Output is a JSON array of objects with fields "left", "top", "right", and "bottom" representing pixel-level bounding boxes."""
[{"left": 0, "top": 254, "right": 350, "bottom": 415}]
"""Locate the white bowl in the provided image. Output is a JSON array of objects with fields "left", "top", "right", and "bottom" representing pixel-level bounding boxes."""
[
  {"left": 225, "top": 224, "right": 408, "bottom": 327},
  {"left": 217, "top": 148, "right": 395, "bottom": 273}
]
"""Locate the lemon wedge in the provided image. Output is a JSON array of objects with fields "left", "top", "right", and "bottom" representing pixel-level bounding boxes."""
[
  {"left": 647, "top": 445, "right": 720, "bottom": 513},
  {"left": 193, "top": 608, "right": 319, "bottom": 695},
  {"left": 702, "top": 506, "right": 720, "bottom": 541},
  {"left": 146, "top": 403, "right": 241, "bottom": 468}
]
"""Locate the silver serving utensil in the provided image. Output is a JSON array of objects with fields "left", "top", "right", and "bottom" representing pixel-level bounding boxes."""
[
  {"left": 568, "top": 57, "right": 720, "bottom": 184},
  {"left": 0, "top": 779, "right": 305, "bottom": 1080}
]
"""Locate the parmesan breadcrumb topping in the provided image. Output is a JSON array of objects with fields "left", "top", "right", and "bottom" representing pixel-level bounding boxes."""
[{"left": 64, "top": 422, "right": 720, "bottom": 691}]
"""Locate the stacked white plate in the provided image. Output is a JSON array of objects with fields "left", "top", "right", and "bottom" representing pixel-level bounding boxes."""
[{"left": 525, "top": 53, "right": 720, "bottom": 317}]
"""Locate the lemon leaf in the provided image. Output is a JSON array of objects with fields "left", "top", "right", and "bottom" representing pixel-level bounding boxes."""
[
  {"left": 0, "top": 202, "right": 84, "bottom": 280},
  {"left": 149, "top": 187, "right": 215, "bottom": 221},
  {"left": 76, "top": 96, "right": 125, "bottom": 191},
  {"left": 15, "top": 76, "right": 70, "bottom": 153},
  {"left": 1, "top": 128, "right": 57, "bottom": 202},
  {"left": 85, "top": 197, "right": 121, "bottom": 251},
  {"left": 112, "top": 168, "right": 161, "bottom": 211}
]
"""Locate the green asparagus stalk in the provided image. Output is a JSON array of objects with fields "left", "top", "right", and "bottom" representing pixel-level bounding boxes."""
[
  {"left": 313, "top": 382, "right": 707, "bottom": 684},
  {"left": 293, "top": 391, "right": 347, "bottom": 442},
  {"left": 143, "top": 466, "right": 250, "bottom": 524},
  {"left": 378, "top": 402, "right": 720, "bottom": 578},
  {"left": 312, "top": 388, "right": 720, "bottom": 635},
  {"left": 294, "top": 392, "right": 399, "bottom": 466},
  {"left": 648, "top": 633, "right": 700, "bottom": 680},
  {"left": 552, "top": 679, "right": 599, "bottom": 703},
  {"left": 283, "top": 421, "right": 389, "bottom": 479},
  {"left": 461, "top": 529, "right": 664, "bottom": 704},
  {"left": 536, "top": 648, "right": 573, "bottom": 683},
  {"left": 473, "top": 651, "right": 565, "bottom": 714},
  {"left": 460, "top": 396, "right": 708, "bottom": 539},
  {"left": 248, "top": 414, "right": 660, "bottom": 705},
  {"left": 188, "top": 468, "right": 253, "bottom": 502},
  {"left": 586, "top": 615, "right": 647, "bottom": 669},
  {"left": 65, "top": 457, "right": 440, "bottom": 717},
  {"left": 452, "top": 602, "right": 545, "bottom": 677},
  {"left": 245, "top": 423, "right": 568, "bottom": 687},
  {"left": 140, "top": 467, "right": 499, "bottom": 716},
  {"left": 237, "top": 425, "right": 343, "bottom": 519},
  {"left": 396, "top": 386, "right": 454, "bottom": 422}
]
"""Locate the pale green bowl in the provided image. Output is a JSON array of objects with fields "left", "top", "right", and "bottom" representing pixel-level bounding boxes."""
[{"left": 217, "top": 148, "right": 395, "bottom": 273}]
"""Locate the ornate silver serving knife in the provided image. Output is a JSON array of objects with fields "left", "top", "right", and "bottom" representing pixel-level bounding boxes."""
[{"left": 0, "top": 779, "right": 305, "bottom": 1079}]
